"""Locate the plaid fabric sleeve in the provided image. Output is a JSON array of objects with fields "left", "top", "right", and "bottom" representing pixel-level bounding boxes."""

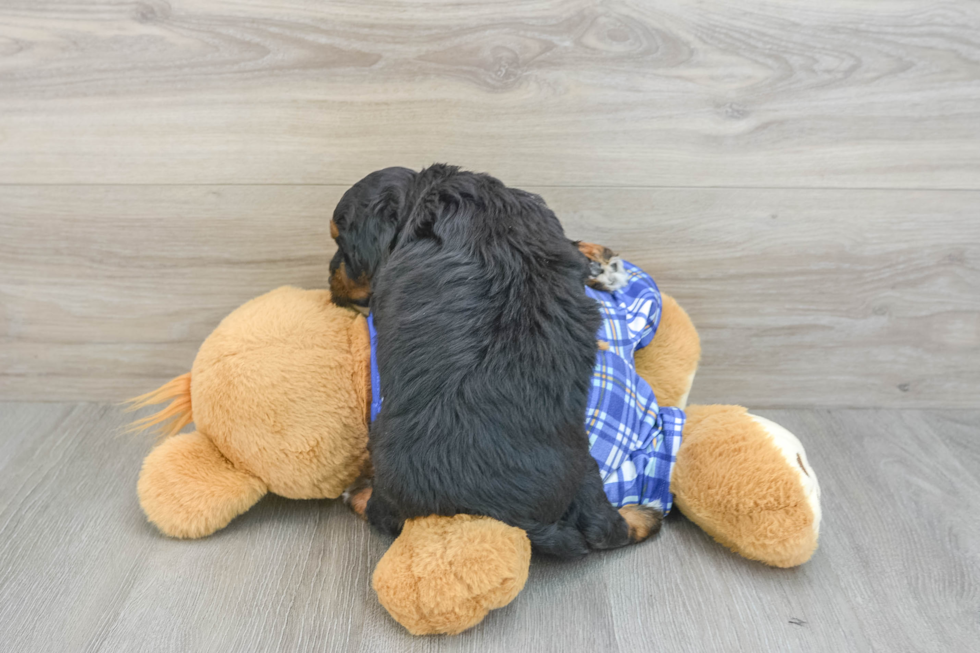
[
  {"left": 586, "top": 260, "right": 663, "bottom": 358},
  {"left": 585, "top": 260, "right": 685, "bottom": 514},
  {"left": 586, "top": 352, "right": 686, "bottom": 514}
]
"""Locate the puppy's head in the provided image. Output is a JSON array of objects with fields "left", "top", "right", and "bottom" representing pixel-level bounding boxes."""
[{"left": 329, "top": 167, "right": 416, "bottom": 312}]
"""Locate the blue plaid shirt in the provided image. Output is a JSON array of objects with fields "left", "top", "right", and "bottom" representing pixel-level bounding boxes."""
[
  {"left": 367, "top": 260, "right": 685, "bottom": 514},
  {"left": 584, "top": 262, "right": 685, "bottom": 513}
]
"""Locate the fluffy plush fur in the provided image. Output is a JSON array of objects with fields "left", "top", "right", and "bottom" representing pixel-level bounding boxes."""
[
  {"left": 632, "top": 294, "right": 702, "bottom": 409},
  {"left": 132, "top": 287, "right": 372, "bottom": 538},
  {"left": 331, "top": 164, "right": 653, "bottom": 558},
  {"left": 373, "top": 515, "right": 531, "bottom": 636},
  {"left": 671, "top": 405, "right": 820, "bottom": 568},
  {"left": 139, "top": 430, "right": 268, "bottom": 539}
]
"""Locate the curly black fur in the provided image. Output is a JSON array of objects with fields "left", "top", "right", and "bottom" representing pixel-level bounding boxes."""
[{"left": 330, "top": 164, "right": 637, "bottom": 558}]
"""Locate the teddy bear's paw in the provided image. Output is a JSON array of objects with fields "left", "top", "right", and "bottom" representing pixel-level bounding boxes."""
[
  {"left": 373, "top": 515, "right": 531, "bottom": 635},
  {"left": 673, "top": 405, "right": 821, "bottom": 567},
  {"left": 747, "top": 414, "right": 822, "bottom": 535},
  {"left": 138, "top": 430, "right": 268, "bottom": 538}
]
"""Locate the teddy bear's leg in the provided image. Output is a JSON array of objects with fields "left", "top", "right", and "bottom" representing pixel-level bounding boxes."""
[
  {"left": 633, "top": 293, "right": 701, "bottom": 409},
  {"left": 372, "top": 514, "right": 531, "bottom": 635},
  {"left": 670, "top": 405, "right": 821, "bottom": 567},
  {"left": 138, "top": 430, "right": 268, "bottom": 539}
]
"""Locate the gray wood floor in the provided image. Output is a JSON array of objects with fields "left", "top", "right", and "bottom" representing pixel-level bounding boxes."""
[{"left": 1, "top": 403, "right": 977, "bottom": 652}]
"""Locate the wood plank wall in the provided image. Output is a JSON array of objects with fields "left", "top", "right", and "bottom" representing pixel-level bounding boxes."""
[{"left": 1, "top": 1, "right": 979, "bottom": 406}]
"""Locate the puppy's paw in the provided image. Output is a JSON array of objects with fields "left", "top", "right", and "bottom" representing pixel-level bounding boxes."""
[
  {"left": 576, "top": 242, "right": 629, "bottom": 292},
  {"left": 342, "top": 478, "right": 373, "bottom": 520},
  {"left": 590, "top": 256, "right": 628, "bottom": 292},
  {"left": 619, "top": 504, "right": 663, "bottom": 543}
]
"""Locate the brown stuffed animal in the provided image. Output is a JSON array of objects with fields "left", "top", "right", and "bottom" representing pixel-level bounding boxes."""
[
  {"left": 130, "top": 285, "right": 820, "bottom": 635},
  {"left": 130, "top": 287, "right": 371, "bottom": 539}
]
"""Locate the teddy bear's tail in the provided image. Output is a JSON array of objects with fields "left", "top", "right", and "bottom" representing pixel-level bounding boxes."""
[{"left": 124, "top": 372, "right": 193, "bottom": 438}]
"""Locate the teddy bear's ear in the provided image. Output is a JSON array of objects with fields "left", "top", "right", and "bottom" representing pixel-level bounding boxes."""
[{"left": 138, "top": 431, "right": 267, "bottom": 539}]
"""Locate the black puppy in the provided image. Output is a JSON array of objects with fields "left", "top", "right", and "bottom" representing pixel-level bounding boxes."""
[{"left": 330, "top": 165, "right": 659, "bottom": 558}]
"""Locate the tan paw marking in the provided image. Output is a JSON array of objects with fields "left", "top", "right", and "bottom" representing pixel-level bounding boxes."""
[{"left": 619, "top": 504, "right": 663, "bottom": 543}]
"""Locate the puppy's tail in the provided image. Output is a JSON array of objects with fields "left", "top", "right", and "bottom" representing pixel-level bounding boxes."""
[{"left": 123, "top": 372, "right": 193, "bottom": 439}]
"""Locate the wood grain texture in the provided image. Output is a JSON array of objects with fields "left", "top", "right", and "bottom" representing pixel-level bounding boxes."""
[
  {"left": 1, "top": 404, "right": 978, "bottom": 651},
  {"left": 3, "top": 185, "right": 977, "bottom": 407},
  {"left": 0, "top": 0, "right": 979, "bottom": 187}
]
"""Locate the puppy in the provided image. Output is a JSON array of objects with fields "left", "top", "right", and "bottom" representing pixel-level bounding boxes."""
[{"left": 330, "top": 165, "right": 658, "bottom": 558}]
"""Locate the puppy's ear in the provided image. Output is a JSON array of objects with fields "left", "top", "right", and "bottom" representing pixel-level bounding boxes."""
[
  {"left": 346, "top": 168, "right": 416, "bottom": 279},
  {"left": 399, "top": 163, "right": 461, "bottom": 243},
  {"left": 403, "top": 194, "right": 449, "bottom": 242}
]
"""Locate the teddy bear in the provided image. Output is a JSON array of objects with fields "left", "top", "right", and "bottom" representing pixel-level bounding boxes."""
[{"left": 129, "top": 267, "right": 821, "bottom": 635}]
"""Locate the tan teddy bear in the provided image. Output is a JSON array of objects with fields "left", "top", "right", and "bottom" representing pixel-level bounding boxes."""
[{"left": 129, "top": 284, "right": 820, "bottom": 635}]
